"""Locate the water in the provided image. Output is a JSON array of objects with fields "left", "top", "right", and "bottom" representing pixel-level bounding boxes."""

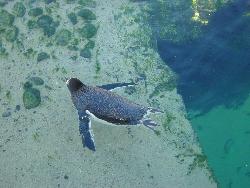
[
  {"left": 0, "top": 0, "right": 216, "bottom": 187},
  {"left": 1, "top": 0, "right": 249, "bottom": 187},
  {"left": 156, "top": 0, "right": 250, "bottom": 187}
]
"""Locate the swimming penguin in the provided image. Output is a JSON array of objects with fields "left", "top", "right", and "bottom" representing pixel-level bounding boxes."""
[{"left": 66, "top": 78, "right": 161, "bottom": 151}]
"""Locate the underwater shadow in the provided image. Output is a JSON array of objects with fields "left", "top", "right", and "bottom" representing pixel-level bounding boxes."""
[{"left": 157, "top": 0, "right": 250, "bottom": 116}]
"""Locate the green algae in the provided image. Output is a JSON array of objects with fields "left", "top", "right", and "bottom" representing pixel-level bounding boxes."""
[
  {"left": 187, "top": 154, "right": 208, "bottom": 175},
  {"left": 32, "top": 132, "right": 40, "bottom": 141},
  {"left": 95, "top": 47, "right": 101, "bottom": 75},
  {"left": 67, "top": 12, "right": 77, "bottom": 25},
  {"left": 154, "top": 130, "right": 161, "bottom": 136},
  {"left": 78, "top": 23, "right": 97, "bottom": 38},
  {"left": 77, "top": 9, "right": 96, "bottom": 20},
  {"left": 37, "top": 15, "right": 58, "bottom": 37},
  {"left": 162, "top": 113, "right": 176, "bottom": 132},
  {"left": 23, "top": 88, "right": 41, "bottom": 109},
  {"left": 23, "top": 81, "right": 33, "bottom": 90},
  {"left": 37, "top": 15, "right": 53, "bottom": 27},
  {"left": 23, "top": 48, "right": 37, "bottom": 58},
  {"left": 28, "top": 8, "right": 43, "bottom": 17},
  {"left": 55, "top": 29, "right": 72, "bottom": 46},
  {"left": 5, "top": 26, "right": 19, "bottom": 42},
  {"left": 37, "top": 52, "right": 50, "bottom": 62},
  {"left": 0, "top": 9, "right": 15, "bottom": 27},
  {"left": 13, "top": 2, "right": 26, "bottom": 17},
  {"left": 27, "top": 20, "right": 38, "bottom": 29},
  {"left": 80, "top": 48, "right": 91, "bottom": 58},
  {"left": 6, "top": 90, "right": 11, "bottom": 101}
]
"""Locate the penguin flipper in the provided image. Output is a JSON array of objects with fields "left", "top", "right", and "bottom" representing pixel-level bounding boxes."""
[
  {"left": 78, "top": 111, "right": 96, "bottom": 151},
  {"left": 98, "top": 82, "right": 134, "bottom": 91}
]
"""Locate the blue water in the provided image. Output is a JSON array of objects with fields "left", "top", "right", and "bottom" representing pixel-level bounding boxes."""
[{"left": 156, "top": 0, "right": 250, "bottom": 187}]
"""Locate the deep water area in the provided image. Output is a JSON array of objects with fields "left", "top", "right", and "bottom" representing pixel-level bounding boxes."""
[
  {"left": 156, "top": 0, "right": 250, "bottom": 187},
  {"left": 157, "top": 0, "right": 250, "bottom": 115}
]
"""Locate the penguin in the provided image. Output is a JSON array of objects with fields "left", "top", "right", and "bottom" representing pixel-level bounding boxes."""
[{"left": 66, "top": 78, "right": 161, "bottom": 151}]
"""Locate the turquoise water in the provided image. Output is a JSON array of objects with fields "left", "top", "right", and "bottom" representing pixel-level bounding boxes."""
[{"left": 191, "top": 96, "right": 250, "bottom": 188}]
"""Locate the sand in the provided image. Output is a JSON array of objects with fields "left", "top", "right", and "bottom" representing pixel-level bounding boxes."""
[{"left": 0, "top": 0, "right": 216, "bottom": 187}]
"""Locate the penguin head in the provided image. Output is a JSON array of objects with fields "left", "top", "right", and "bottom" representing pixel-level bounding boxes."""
[{"left": 66, "top": 78, "right": 85, "bottom": 93}]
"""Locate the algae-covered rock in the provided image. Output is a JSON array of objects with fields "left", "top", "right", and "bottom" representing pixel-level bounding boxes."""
[
  {"left": 77, "top": 9, "right": 96, "bottom": 20},
  {"left": 28, "top": 8, "right": 43, "bottom": 17},
  {"left": 13, "top": 2, "right": 26, "bottom": 17},
  {"left": 0, "top": 9, "right": 15, "bottom": 27},
  {"left": 55, "top": 29, "right": 72, "bottom": 46},
  {"left": 23, "top": 88, "right": 41, "bottom": 109},
  {"left": 37, "top": 52, "right": 50, "bottom": 62},
  {"left": 37, "top": 15, "right": 57, "bottom": 36},
  {"left": 43, "top": 26, "right": 56, "bottom": 37},
  {"left": 78, "top": 23, "right": 97, "bottom": 38},
  {"left": 37, "top": 15, "right": 53, "bottom": 27},
  {"left": 80, "top": 48, "right": 91, "bottom": 58},
  {"left": 23, "top": 81, "right": 33, "bottom": 90},
  {"left": 23, "top": 48, "right": 36, "bottom": 58},
  {"left": 0, "top": 1, "right": 7, "bottom": 7},
  {"left": 67, "top": 12, "right": 77, "bottom": 25},
  {"left": 5, "top": 26, "right": 19, "bottom": 42},
  {"left": 27, "top": 20, "right": 38, "bottom": 29},
  {"left": 85, "top": 40, "right": 95, "bottom": 49}
]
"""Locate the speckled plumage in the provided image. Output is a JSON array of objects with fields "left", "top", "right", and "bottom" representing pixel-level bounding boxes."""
[{"left": 72, "top": 85, "right": 147, "bottom": 124}]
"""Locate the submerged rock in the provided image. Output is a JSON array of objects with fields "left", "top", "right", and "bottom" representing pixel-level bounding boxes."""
[
  {"left": 37, "top": 15, "right": 58, "bottom": 36},
  {"left": 67, "top": 12, "right": 77, "bottom": 25},
  {"left": 27, "top": 20, "right": 38, "bottom": 29},
  {"left": 13, "top": 2, "right": 26, "bottom": 17},
  {"left": 80, "top": 48, "right": 91, "bottom": 58},
  {"left": 23, "top": 88, "right": 41, "bottom": 109},
  {"left": 5, "top": 26, "right": 19, "bottom": 42},
  {"left": 0, "top": 9, "right": 15, "bottom": 27},
  {"left": 23, "top": 81, "right": 33, "bottom": 90},
  {"left": 2, "top": 111, "right": 11, "bottom": 117},
  {"left": 77, "top": 9, "right": 96, "bottom": 20},
  {"left": 55, "top": 29, "right": 72, "bottom": 46},
  {"left": 37, "top": 52, "right": 50, "bottom": 62},
  {"left": 37, "top": 15, "right": 53, "bottom": 27},
  {"left": 28, "top": 8, "right": 43, "bottom": 17},
  {"left": 78, "top": 23, "right": 97, "bottom": 38}
]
